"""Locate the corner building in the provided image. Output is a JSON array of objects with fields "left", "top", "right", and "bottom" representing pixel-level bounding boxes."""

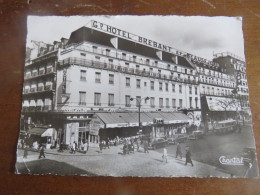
[{"left": 22, "top": 24, "right": 201, "bottom": 147}]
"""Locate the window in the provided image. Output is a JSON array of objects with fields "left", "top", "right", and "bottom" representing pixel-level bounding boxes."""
[
  {"left": 178, "top": 74, "right": 181, "bottom": 79},
  {"left": 159, "top": 82, "right": 163, "bottom": 91},
  {"left": 167, "top": 64, "right": 171, "bottom": 69},
  {"left": 108, "top": 59, "right": 113, "bottom": 64},
  {"left": 195, "top": 97, "right": 198, "bottom": 108},
  {"left": 150, "top": 97, "right": 155, "bottom": 108},
  {"left": 172, "top": 84, "right": 175, "bottom": 92},
  {"left": 165, "top": 83, "right": 169, "bottom": 91},
  {"left": 172, "top": 99, "right": 176, "bottom": 108},
  {"left": 126, "top": 77, "right": 130, "bottom": 87},
  {"left": 106, "top": 49, "right": 110, "bottom": 56},
  {"left": 179, "top": 85, "right": 182, "bottom": 93},
  {"left": 185, "top": 69, "right": 187, "bottom": 74},
  {"left": 92, "top": 46, "right": 97, "bottom": 53},
  {"left": 80, "top": 70, "right": 86, "bottom": 81},
  {"left": 179, "top": 99, "right": 183, "bottom": 108},
  {"left": 80, "top": 52, "right": 86, "bottom": 56},
  {"left": 159, "top": 98, "right": 163, "bottom": 108},
  {"left": 136, "top": 65, "right": 140, "bottom": 69},
  {"left": 108, "top": 94, "right": 114, "bottom": 106},
  {"left": 189, "top": 86, "right": 192, "bottom": 94},
  {"left": 136, "top": 96, "right": 141, "bottom": 107},
  {"left": 136, "top": 79, "right": 141, "bottom": 88},
  {"left": 109, "top": 74, "right": 114, "bottom": 84},
  {"left": 146, "top": 59, "right": 150, "bottom": 65},
  {"left": 94, "top": 93, "right": 101, "bottom": 106},
  {"left": 95, "top": 56, "right": 100, "bottom": 60},
  {"left": 154, "top": 61, "right": 158, "bottom": 66},
  {"left": 79, "top": 91, "right": 86, "bottom": 105},
  {"left": 166, "top": 98, "right": 169, "bottom": 108},
  {"left": 125, "top": 95, "right": 131, "bottom": 107},
  {"left": 144, "top": 82, "right": 147, "bottom": 86},
  {"left": 133, "top": 56, "right": 137, "bottom": 62},
  {"left": 189, "top": 97, "right": 192, "bottom": 108},
  {"left": 195, "top": 87, "right": 198, "bottom": 95},
  {"left": 150, "top": 81, "right": 154, "bottom": 90},
  {"left": 95, "top": 72, "right": 101, "bottom": 83},
  {"left": 122, "top": 53, "right": 126, "bottom": 60},
  {"left": 125, "top": 62, "right": 129, "bottom": 67}
]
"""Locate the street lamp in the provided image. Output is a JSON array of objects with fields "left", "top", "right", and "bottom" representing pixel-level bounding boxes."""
[{"left": 130, "top": 96, "right": 150, "bottom": 132}]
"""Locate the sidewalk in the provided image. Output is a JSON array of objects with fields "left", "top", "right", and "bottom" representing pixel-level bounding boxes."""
[{"left": 17, "top": 145, "right": 230, "bottom": 177}]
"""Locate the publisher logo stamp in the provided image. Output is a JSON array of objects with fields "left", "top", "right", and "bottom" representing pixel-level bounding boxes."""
[{"left": 219, "top": 156, "right": 244, "bottom": 165}]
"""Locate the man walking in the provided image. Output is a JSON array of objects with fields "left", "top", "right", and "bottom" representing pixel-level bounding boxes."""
[
  {"left": 144, "top": 140, "right": 149, "bottom": 153},
  {"left": 162, "top": 147, "right": 168, "bottom": 163},
  {"left": 38, "top": 144, "right": 46, "bottom": 159},
  {"left": 176, "top": 142, "right": 182, "bottom": 159},
  {"left": 185, "top": 147, "right": 193, "bottom": 167}
]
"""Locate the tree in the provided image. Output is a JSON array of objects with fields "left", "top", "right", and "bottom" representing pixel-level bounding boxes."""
[{"left": 215, "top": 98, "right": 238, "bottom": 120}]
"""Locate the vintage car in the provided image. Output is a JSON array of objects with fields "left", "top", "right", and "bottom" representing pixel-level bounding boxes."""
[
  {"left": 188, "top": 130, "right": 205, "bottom": 140},
  {"left": 175, "top": 134, "right": 188, "bottom": 143},
  {"left": 242, "top": 147, "right": 256, "bottom": 168},
  {"left": 148, "top": 138, "right": 168, "bottom": 150},
  {"left": 213, "top": 120, "right": 237, "bottom": 135},
  {"left": 167, "top": 137, "right": 177, "bottom": 145}
]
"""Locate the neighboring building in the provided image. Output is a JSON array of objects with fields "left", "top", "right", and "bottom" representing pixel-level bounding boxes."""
[
  {"left": 185, "top": 54, "right": 237, "bottom": 127},
  {"left": 213, "top": 52, "right": 250, "bottom": 120}
]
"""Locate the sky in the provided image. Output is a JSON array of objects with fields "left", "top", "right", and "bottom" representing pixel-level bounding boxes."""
[{"left": 26, "top": 15, "right": 245, "bottom": 60}]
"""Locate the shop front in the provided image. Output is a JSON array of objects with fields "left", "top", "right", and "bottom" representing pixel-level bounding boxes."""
[
  {"left": 28, "top": 126, "right": 57, "bottom": 149},
  {"left": 95, "top": 112, "right": 192, "bottom": 141}
]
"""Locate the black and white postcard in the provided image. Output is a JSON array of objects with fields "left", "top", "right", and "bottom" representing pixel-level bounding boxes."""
[{"left": 15, "top": 15, "right": 258, "bottom": 178}]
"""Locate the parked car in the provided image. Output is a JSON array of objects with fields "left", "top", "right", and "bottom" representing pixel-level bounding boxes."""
[
  {"left": 188, "top": 130, "right": 205, "bottom": 140},
  {"left": 242, "top": 147, "right": 256, "bottom": 168},
  {"left": 167, "top": 137, "right": 177, "bottom": 145},
  {"left": 175, "top": 134, "right": 188, "bottom": 143},
  {"left": 148, "top": 138, "right": 168, "bottom": 150}
]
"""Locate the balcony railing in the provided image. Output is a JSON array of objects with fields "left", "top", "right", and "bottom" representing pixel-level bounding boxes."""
[
  {"left": 125, "top": 104, "right": 131, "bottom": 107},
  {"left": 23, "top": 85, "right": 54, "bottom": 95},
  {"left": 60, "top": 57, "right": 199, "bottom": 85},
  {"left": 24, "top": 67, "right": 55, "bottom": 80}
]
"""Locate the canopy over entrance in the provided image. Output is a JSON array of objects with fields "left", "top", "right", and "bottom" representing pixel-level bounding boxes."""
[
  {"left": 28, "top": 127, "right": 56, "bottom": 137},
  {"left": 96, "top": 112, "right": 191, "bottom": 128}
]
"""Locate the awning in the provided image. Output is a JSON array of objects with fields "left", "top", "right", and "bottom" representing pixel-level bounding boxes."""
[
  {"left": 28, "top": 127, "right": 56, "bottom": 137},
  {"left": 23, "top": 100, "right": 29, "bottom": 107},
  {"left": 29, "top": 100, "right": 36, "bottom": 107},
  {"left": 96, "top": 112, "right": 191, "bottom": 128},
  {"left": 205, "top": 96, "right": 241, "bottom": 111},
  {"left": 36, "top": 99, "right": 44, "bottom": 106}
]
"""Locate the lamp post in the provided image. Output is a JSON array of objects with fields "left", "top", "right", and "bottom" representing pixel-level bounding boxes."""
[{"left": 130, "top": 96, "right": 150, "bottom": 132}]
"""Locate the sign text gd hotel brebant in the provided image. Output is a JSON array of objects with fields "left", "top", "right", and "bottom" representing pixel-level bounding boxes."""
[{"left": 91, "top": 20, "right": 219, "bottom": 67}]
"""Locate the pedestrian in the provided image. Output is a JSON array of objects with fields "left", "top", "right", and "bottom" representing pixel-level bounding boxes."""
[
  {"left": 144, "top": 140, "right": 149, "bottom": 153},
  {"left": 38, "top": 144, "right": 46, "bottom": 159},
  {"left": 176, "top": 142, "right": 182, "bottom": 159},
  {"left": 23, "top": 145, "right": 28, "bottom": 159},
  {"left": 99, "top": 140, "right": 103, "bottom": 153},
  {"left": 162, "top": 147, "right": 168, "bottom": 163},
  {"left": 237, "top": 123, "right": 242, "bottom": 133},
  {"left": 136, "top": 138, "right": 140, "bottom": 152},
  {"left": 106, "top": 138, "right": 110, "bottom": 149},
  {"left": 71, "top": 141, "right": 76, "bottom": 154},
  {"left": 21, "top": 139, "right": 24, "bottom": 149},
  {"left": 185, "top": 147, "right": 193, "bottom": 167}
]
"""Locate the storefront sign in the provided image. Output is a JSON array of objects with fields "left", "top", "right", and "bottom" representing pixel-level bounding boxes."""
[{"left": 89, "top": 118, "right": 102, "bottom": 135}]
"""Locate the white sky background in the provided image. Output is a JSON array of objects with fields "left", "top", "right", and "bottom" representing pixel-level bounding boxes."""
[{"left": 27, "top": 15, "right": 245, "bottom": 60}]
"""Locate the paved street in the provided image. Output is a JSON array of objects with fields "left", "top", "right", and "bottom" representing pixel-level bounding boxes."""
[
  {"left": 15, "top": 125, "right": 256, "bottom": 177},
  {"left": 155, "top": 125, "right": 257, "bottom": 177},
  {"left": 16, "top": 144, "right": 230, "bottom": 177}
]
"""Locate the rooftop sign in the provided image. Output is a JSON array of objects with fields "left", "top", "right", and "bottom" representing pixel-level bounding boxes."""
[
  {"left": 90, "top": 20, "right": 220, "bottom": 67},
  {"left": 91, "top": 20, "right": 172, "bottom": 53}
]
